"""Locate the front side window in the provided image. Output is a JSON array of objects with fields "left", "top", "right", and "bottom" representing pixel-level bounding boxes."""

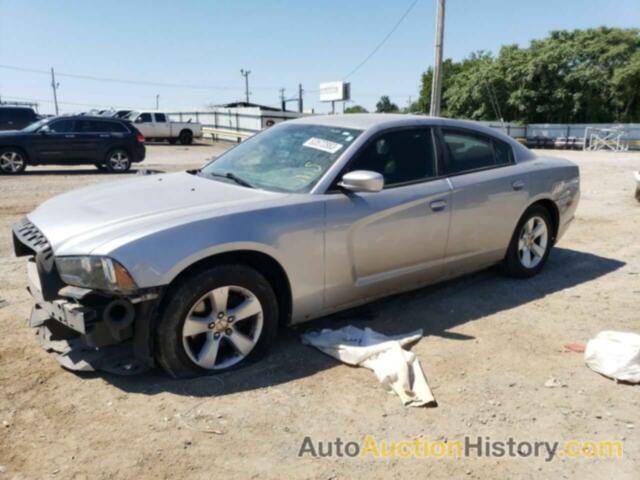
[
  {"left": 201, "top": 123, "right": 361, "bottom": 193},
  {"left": 442, "top": 129, "right": 512, "bottom": 174},
  {"left": 138, "top": 113, "right": 152, "bottom": 123},
  {"left": 346, "top": 129, "right": 436, "bottom": 187},
  {"left": 48, "top": 119, "right": 75, "bottom": 133}
]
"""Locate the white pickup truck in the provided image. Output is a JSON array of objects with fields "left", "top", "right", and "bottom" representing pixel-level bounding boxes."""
[{"left": 126, "top": 111, "right": 203, "bottom": 145}]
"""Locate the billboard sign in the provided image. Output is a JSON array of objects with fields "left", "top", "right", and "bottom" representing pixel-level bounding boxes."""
[{"left": 319, "top": 81, "right": 351, "bottom": 102}]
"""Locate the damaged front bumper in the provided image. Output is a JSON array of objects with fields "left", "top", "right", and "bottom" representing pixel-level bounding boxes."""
[{"left": 14, "top": 218, "right": 162, "bottom": 374}]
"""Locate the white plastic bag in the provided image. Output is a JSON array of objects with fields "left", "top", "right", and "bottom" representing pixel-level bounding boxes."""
[
  {"left": 584, "top": 331, "right": 640, "bottom": 383},
  {"left": 301, "top": 326, "right": 436, "bottom": 407}
]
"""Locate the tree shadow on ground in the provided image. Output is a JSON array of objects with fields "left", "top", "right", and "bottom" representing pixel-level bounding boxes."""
[{"left": 103, "top": 248, "right": 624, "bottom": 397}]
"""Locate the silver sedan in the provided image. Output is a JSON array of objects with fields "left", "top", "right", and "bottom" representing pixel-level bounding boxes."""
[{"left": 13, "top": 114, "right": 580, "bottom": 377}]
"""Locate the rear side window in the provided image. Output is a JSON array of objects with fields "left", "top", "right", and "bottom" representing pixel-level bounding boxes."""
[
  {"left": 347, "top": 128, "right": 436, "bottom": 187},
  {"left": 104, "top": 122, "right": 128, "bottom": 133},
  {"left": 154, "top": 113, "right": 167, "bottom": 122},
  {"left": 75, "top": 120, "right": 105, "bottom": 133},
  {"left": 48, "top": 119, "right": 75, "bottom": 133},
  {"left": 442, "top": 129, "right": 512, "bottom": 174}
]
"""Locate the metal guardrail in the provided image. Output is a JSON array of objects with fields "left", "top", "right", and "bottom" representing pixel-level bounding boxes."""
[{"left": 172, "top": 112, "right": 640, "bottom": 150}]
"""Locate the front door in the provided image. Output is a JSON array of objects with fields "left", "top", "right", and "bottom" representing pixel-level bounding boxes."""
[
  {"left": 31, "top": 118, "right": 78, "bottom": 163},
  {"left": 324, "top": 127, "right": 452, "bottom": 309}
]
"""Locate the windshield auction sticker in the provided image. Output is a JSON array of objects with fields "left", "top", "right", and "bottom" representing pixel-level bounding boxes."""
[{"left": 303, "top": 137, "right": 343, "bottom": 154}]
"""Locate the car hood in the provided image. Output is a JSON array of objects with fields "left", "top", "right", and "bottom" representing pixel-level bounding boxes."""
[{"left": 27, "top": 172, "right": 290, "bottom": 255}]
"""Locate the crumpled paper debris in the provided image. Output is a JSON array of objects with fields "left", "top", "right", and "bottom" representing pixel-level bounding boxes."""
[
  {"left": 301, "top": 326, "right": 436, "bottom": 407},
  {"left": 584, "top": 331, "right": 640, "bottom": 383}
]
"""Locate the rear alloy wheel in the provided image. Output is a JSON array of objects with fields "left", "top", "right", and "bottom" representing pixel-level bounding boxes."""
[
  {"left": 105, "top": 149, "right": 131, "bottom": 173},
  {"left": 503, "top": 205, "right": 553, "bottom": 278},
  {"left": 0, "top": 149, "right": 27, "bottom": 174},
  {"left": 155, "top": 265, "right": 278, "bottom": 378},
  {"left": 179, "top": 130, "right": 193, "bottom": 145}
]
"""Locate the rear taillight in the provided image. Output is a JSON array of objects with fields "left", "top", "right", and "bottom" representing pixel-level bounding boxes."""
[{"left": 136, "top": 133, "right": 145, "bottom": 143}]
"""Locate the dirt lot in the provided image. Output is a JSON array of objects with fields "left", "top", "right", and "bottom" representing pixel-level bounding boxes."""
[{"left": 0, "top": 144, "right": 638, "bottom": 479}]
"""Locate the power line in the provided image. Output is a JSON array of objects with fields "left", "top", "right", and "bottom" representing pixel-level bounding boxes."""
[
  {"left": 343, "top": 0, "right": 419, "bottom": 80},
  {"left": 0, "top": 64, "right": 279, "bottom": 91}
]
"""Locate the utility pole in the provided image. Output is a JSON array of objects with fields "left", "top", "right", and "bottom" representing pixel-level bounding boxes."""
[
  {"left": 240, "top": 69, "right": 251, "bottom": 103},
  {"left": 50, "top": 67, "right": 60, "bottom": 116},
  {"left": 298, "top": 83, "right": 303, "bottom": 113},
  {"left": 429, "top": 0, "right": 445, "bottom": 117},
  {"left": 155, "top": 94, "right": 160, "bottom": 110},
  {"left": 279, "top": 88, "right": 286, "bottom": 111}
]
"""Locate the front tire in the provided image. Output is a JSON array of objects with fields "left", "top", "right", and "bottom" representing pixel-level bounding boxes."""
[
  {"left": 503, "top": 205, "right": 553, "bottom": 278},
  {"left": 155, "top": 264, "right": 279, "bottom": 378},
  {"left": 105, "top": 148, "right": 131, "bottom": 173},
  {"left": 0, "top": 148, "right": 27, "bottom": 174}
]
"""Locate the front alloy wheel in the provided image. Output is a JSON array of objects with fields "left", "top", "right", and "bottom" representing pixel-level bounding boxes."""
[
  {"left": 182, "top": 286, "right": 264, "bottom": 370},
  {"left": 0, "top": 149, "right": 26, "bottom": 174},
  {"left": 155, "top": 264, "right": 278, "bottom": 378}
]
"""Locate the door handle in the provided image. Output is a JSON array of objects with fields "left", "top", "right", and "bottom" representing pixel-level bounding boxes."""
[
  {"left": 99, "top": 134, "right": 110, "bottom": 138},
  {"left": 64, "top": 134, "right": 76, "bottom": 138},
  {"left": 429, "top": 199, "right": 447, "bottom": 211},
  {"left": 512, "top": 180, "right": 525, "bottom": 191}
]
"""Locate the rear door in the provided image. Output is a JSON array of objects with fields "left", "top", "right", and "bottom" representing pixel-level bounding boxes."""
[
  {"left": 439, "top": 127, "right": 529, "bottom": 277},
  {"left": 72, "top": 119, "right": 105, "bottom": 162},
  {"left": 324, "top": 127, "right": 452, "bottom": 308}
]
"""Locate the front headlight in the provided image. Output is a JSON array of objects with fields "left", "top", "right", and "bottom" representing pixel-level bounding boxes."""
[{"left": 55, "top": 256, "right": 137, "bottom": 292}]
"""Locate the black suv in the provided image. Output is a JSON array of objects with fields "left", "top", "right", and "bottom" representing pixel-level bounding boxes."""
[
  {"left": 0, "top": 106, "right": 39, "bottom": 131},
  {"left": 0, "top": 116, "right": 145, "bottom": 174}
]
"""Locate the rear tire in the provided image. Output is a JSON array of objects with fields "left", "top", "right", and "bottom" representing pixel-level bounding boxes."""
[
  {"left": 179, "top": 130, "right": 193, "bottom": 145},
  {"left": 155, "top": 264, "right": 279, "bottom": 378},
  {"left": 0, "top": 147, "right": 27, "bottom": 174},
  {"left": 105, "top": 148, "right": 131, "bottom": 173},
  {"left": 503, "top": 205, "right": 553, "bottom": 278}
]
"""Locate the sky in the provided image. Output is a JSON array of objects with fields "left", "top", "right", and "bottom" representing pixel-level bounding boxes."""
[{"left": 0, "top": 0, "right": 638, "bottom": 115}]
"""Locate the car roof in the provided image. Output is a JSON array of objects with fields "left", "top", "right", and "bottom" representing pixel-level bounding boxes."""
[
  {"left": 0, "top": 106, "right": 35, "bottom": 111},
  {"left": 289, "top": 113, "right": 534, "bottom": 160},
  {"left": 52, "top": 115, "right": 125, "bottom": 122}
]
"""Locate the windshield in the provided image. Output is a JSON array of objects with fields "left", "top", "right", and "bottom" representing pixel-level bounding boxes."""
[
  {"left": 22, "top": 118, "right": 51, "bottom": 132},
  {"left": 200, "top": 123, "right": 361, "bottom": 193}
]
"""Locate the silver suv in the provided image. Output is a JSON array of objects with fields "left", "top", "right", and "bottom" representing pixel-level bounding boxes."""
[{"left": 13, "top": 114, "right": 579, "bottom": 377}]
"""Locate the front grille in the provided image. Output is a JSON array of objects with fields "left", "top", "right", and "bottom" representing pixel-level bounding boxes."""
[{"left": 13, "top": 218, "right": 54, "bottom": 269}]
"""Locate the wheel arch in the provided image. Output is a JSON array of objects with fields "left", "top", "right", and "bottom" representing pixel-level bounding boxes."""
[{"left": 163, "top": 249, "right": 293, "bottom": 327}]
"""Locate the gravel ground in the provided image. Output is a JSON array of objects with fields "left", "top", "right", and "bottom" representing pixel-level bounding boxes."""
[{"left": 0, "top": 144, "right": 639, "bottom": 479}]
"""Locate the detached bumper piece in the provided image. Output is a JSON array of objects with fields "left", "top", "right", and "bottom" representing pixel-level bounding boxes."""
[{"left": 28, "top": 287, "right": 156, "bottom": 375}]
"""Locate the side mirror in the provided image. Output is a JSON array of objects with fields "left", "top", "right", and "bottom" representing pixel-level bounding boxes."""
[
  {"left": 338, "top": 170, "right": 384, "bottom": 193},
  {"left": 39, "top": 126, "right": 50, "bottom": 135},
  {"left": 135, "top": 117, "right": 143, "bottom": 123}
]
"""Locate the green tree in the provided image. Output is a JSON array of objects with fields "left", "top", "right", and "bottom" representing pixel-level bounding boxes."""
[
  {"left": 415, "top": 27, "right": 640, "bottom": 123},
  {"left": 344, "top": 105, "right": 369, "bottom": 113},
  {"left": 375, "top": 96, "right": 399, "bottom": 113}
]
